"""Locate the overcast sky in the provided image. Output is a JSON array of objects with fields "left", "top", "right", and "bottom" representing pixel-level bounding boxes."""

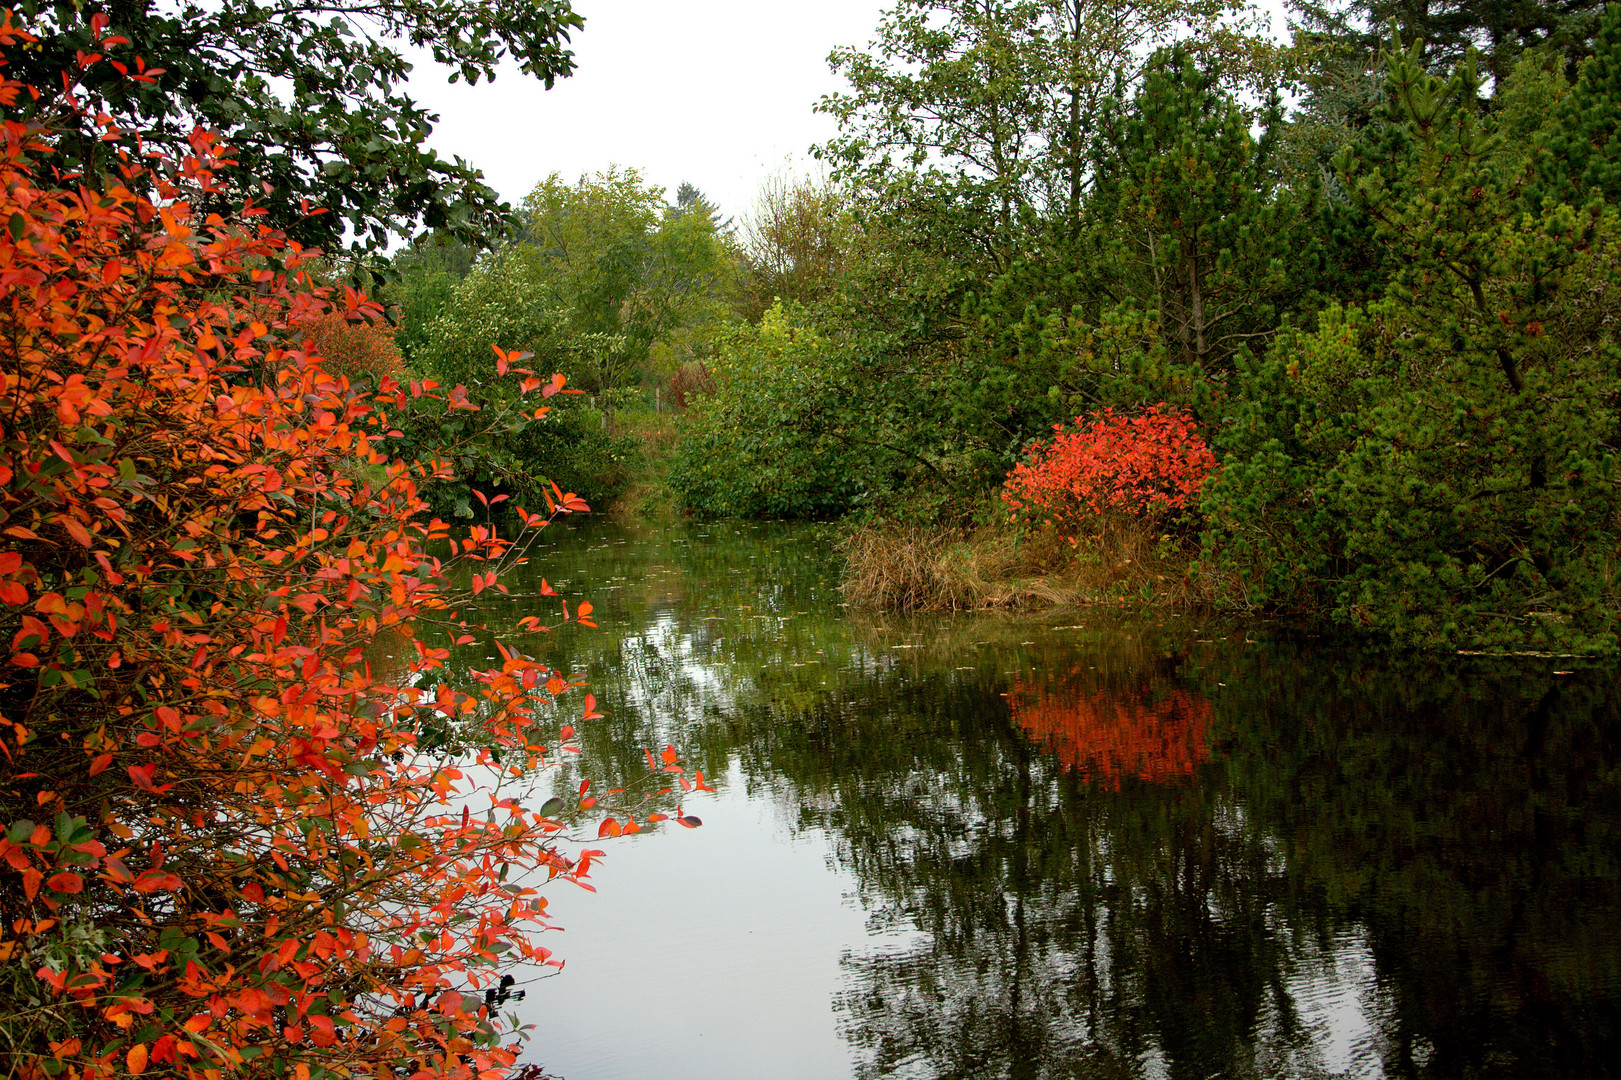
[{"left": 407, "top": 0, "right": 891, "bottom": 227}]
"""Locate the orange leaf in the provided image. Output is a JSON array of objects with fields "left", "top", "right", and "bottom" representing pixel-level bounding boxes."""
[{"left": 127, "top": 1043, "right": 148, "bottom": 1073}]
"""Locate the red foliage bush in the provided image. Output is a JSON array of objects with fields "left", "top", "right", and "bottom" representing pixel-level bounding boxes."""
[
  {"left": 1001, "top": 405, "right": 1217, "bottom": 542},
  {"left": 0, "top": 16, "right": 706, "bottom": 1080},
  {"left": 667, "top": 361, "right": 715, "bottom": 409}
]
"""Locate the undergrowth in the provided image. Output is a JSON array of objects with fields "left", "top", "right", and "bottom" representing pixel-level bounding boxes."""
[{"left": 839, "top": 516, "right": 1207, "bottom": 613}]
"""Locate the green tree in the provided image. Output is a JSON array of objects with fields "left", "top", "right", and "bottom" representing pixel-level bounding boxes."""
[
  {"left": 389, "top": 246, "right": 633, "bottom": 512},
  {"left": 1086, "top": 48, "right": 1311, "bottom": 376},
  {"left": 520, "top": 168, "right": 731, "bottom": 396},
  {"left": 1204, "top": 31, "right": 1621, "bottom": 651},
  {"left": 387, "top": 232, "right": 481, "bottom": 366},
  {"left": 1290, "top": 0, "right": 1609, "bottom": 83},
  {"left": 1538, "top": 1, "right": 1621, "bottom": 204},
  {"left": 674, "top": 181, "right": 734, "bottom": 234},
  {"left": 669, "top": 303, "right": 875, "bottom": 519},
  {"left": 734, "top": 172, "right": 853, "bottom": 322},
  {"left": 816, "top": 0, "right": 1278, "bottom": 267},
  {"left": 7, "top": 0, "right": 584, "bottom": 251}
]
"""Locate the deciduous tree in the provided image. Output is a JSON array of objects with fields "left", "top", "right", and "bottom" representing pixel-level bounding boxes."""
[
  {"left": 5, "top": 0, "right": 586, "bottom": 251},
  {"left": 0, "top": 22, "right": 704, "bottom": 1078}
]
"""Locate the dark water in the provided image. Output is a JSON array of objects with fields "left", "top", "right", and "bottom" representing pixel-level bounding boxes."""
[{"left": 477, "top": 519, "right": 1621, "bottom": 1080}]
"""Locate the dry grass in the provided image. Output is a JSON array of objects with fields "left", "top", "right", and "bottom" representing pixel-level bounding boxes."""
[{"left": 839, "top": 516, "right": 1207, "bottom": 613}]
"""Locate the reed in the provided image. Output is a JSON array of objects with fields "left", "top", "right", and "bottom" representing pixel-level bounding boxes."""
[{"left": 838, "top": 516, "right": 1207, "bottom": 613}]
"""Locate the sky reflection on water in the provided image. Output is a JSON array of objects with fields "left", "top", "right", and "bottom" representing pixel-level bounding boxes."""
[{"left": 475, "top": 520, "right": 1621, "bottom": 1080}]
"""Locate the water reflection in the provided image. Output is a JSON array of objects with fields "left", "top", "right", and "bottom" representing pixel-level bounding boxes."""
[
  {"left": 1008, "top": 672, "right": 1212, "bottom": 788},
  {"left": 482, "top": 520, "right": 1621, "bottom": 1080}
]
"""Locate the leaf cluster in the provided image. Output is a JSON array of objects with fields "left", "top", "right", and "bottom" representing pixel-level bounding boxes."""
[{"left": 0, "top": 28, "right": 707, "bottom": 1079}]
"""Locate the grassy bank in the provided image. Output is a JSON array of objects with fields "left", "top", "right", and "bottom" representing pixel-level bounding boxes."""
[
  {"left": 839, "top": 517, "right": 1212, "bottom": 613},
  {"left": 605, "top": 408, "right": 683, "bottom": 524}
]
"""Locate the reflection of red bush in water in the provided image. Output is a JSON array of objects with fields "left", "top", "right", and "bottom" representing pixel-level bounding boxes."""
[{"left": 1008, "top": 679, "right": 1212, "bottom": 787}]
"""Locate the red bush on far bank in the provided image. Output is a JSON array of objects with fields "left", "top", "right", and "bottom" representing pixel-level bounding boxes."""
[{"left": 1002, "top": 405, "right": 1217, "bottom": 543}]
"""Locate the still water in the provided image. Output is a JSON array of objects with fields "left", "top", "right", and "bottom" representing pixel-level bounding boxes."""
[{"left": 476, "top": 519, "right": 1621, "bottom": 1080}]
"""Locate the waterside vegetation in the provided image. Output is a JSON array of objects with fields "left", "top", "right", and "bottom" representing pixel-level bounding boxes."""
[
  {"left": 4, "top": 0, "right": 1621, "bottom": 1077},
  {"left": 354, "top": 0, "right": 1621, "bottom": 655},
  {"left": 647, "top": 0, "right": 1621, "bottom": 656}
]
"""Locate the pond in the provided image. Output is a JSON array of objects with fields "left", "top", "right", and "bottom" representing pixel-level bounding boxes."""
[{"left": 476, "top": 519, "right": 1621, "bottom": 1080}]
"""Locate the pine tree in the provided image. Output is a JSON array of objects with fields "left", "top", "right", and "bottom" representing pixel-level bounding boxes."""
[
  {"left": 1290, "top": 0, "right": 1608, "bottom": 83},
  {"left": 1539, "top": 2, "right": 1621, "bottom": 205},
  {"left": 1087, "top": 49, "right": 1310, "bottom": 374}
]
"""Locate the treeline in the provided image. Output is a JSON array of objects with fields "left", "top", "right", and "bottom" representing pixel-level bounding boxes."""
[
  {"left": 653, "top": 0, "right": 1621, "bottom": 654},
  {"left": 360, "top": 0, "right": 1621, "bottom": 653}
]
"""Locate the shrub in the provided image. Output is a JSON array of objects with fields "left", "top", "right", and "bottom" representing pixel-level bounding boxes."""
[
  {"left": 669, "top": 304, "right": 866, "bottom": 518},
  {"left": 1001, "top": 405, "right": 1217, "bottom": 543},
  {"left": 293, "top": 311, "right": 408, "bottom": 386},
  {"left": 0, "top": 22, "right": 705, "bottom": 1080},
  {"left": 667, "top": 360, "right": 715, "bottom": 409}
]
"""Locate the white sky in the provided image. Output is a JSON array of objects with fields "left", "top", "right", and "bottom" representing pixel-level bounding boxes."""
[{"left": 407, "top": 0, "right": 891, "bottom": 227}]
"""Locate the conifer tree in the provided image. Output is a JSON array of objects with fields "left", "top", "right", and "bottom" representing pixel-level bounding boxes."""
[
  {"left": 1087, "top": 49, "right": 1310, "bottom": 374},
  {"left": 1538, "top": 2, "right": 1621, "bottom": 204},
  {"left": 1206, "top": 30, "right": 1621, "bottom": 651}
]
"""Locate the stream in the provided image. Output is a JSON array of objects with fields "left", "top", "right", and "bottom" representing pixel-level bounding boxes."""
[{"left": 470, "top": 519, "right": 1621, "bottom": 1080}]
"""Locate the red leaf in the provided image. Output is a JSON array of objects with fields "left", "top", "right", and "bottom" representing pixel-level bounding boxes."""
[{"left": 128, "top": 763, "right": 159, "bottom": 792}]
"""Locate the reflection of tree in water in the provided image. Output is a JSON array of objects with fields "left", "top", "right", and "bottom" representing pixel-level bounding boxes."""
[
  {"left": 479, "top": 522, "right": 1621, "bottom": 1080},
  {"left": 790, "top": 646, "right": 1621, "bottom": 1080},
  {"left": 1008, "top": 673, "right": 1211, "bottom": 788},
  {"left": 739, "top": 655, "right": 1320, "bottom": 1080}
]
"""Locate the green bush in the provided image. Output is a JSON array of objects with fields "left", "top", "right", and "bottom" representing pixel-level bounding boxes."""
[
  {"left": 1201, "top": 30, "right": 1621, "bottom": 653},
  {"left": 669, "top": 304, "right": 869, "bottom": 518}
]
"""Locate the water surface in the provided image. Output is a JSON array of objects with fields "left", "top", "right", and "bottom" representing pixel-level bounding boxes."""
[{"left": 479, "top": 520, "right": 1621, "bottom": 1080}]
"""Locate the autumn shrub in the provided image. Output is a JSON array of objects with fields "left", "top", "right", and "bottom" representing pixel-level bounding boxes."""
[
  {"left": 293, "top": 311, "right": 408, "bottom": 386},
  {"left": 0, "top": 19, "right": 707, "bottom": 1080},
  {"left": 667, "top": 360, "right": 714, "bottom": 409},
  {"left": 1001, "top": 405, "right": 1217, "bottom": 544}
]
